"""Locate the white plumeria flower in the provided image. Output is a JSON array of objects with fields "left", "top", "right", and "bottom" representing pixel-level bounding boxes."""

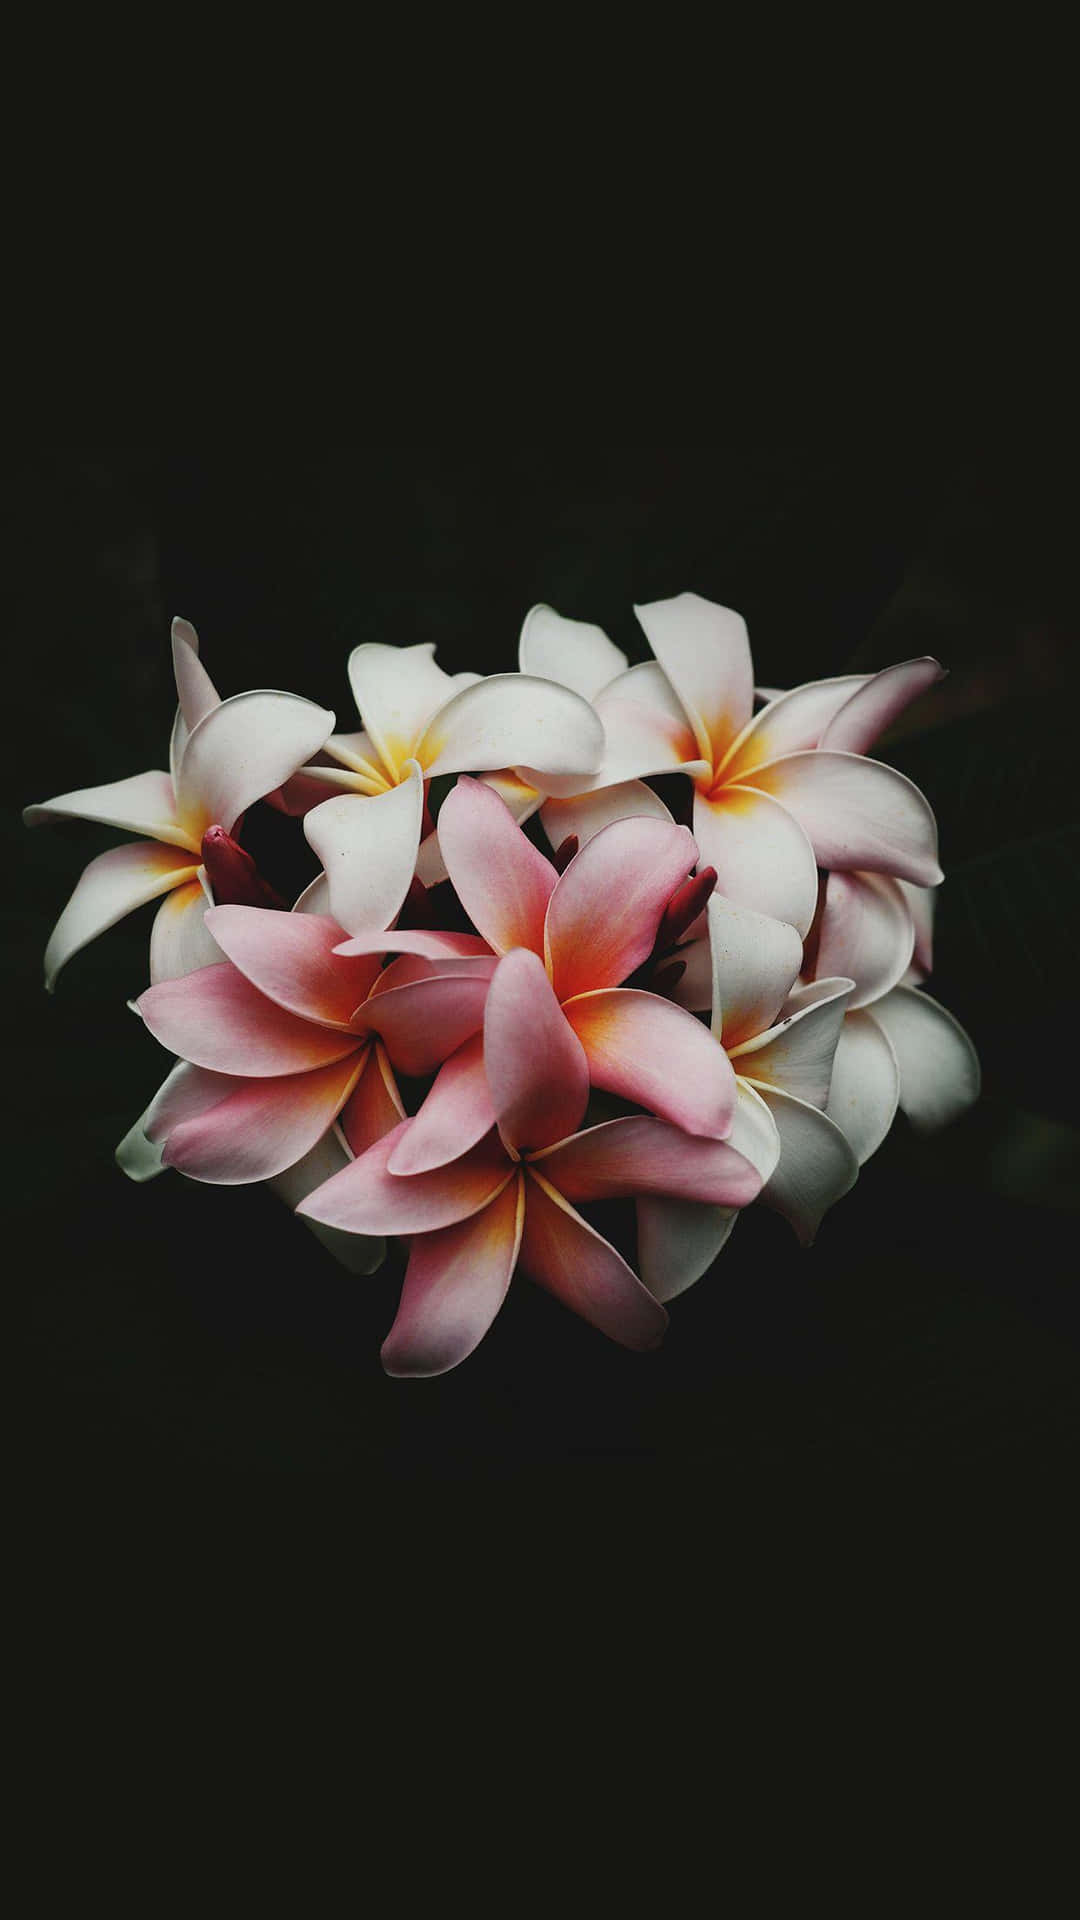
[
  {"left": 640, "top": 892, "right": 860, "bottom": 1301},
  {"left": 24, "top": 619, "right": 335, "bottom": 989},
  {"left": 273, "top": 633, "right": 605, "bottom": 885},
  {"left": 536, "top": 591, "right": 945, "bottom": 935}
]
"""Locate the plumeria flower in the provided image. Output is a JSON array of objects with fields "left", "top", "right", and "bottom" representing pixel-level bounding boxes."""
[
  {"left": 535, "top": 592, "right": 945, "bottom": 936},
  {"left": 131, "top": 774, "right": 496, "bottom": 1192},
  {"left": 325, "top": 776, "right": 738, "bottom": 1175},
  {"left": 640, "top": 892, "right": 859, "bottom": 1301},
  {"left": 297, "top": 948, "right": 765, "bottom": 1376},
  {"left": 24, "top": 619, "right": 335, "bottom": 988},
  {"left": 271, "top": 634, "right": 606, "bottom": 884},
  {"left": 803, "top": 870, "right": 980, "bottom": 1167}
]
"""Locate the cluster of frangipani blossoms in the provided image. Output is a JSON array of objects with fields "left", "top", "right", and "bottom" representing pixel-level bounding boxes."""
[{"left": 25, "top": 593, "right": 980, "bottom": 1376}]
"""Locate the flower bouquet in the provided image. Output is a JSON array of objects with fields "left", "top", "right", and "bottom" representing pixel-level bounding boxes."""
[{"left": 25, "top": 594, "right": 979, "bottom": 1376}]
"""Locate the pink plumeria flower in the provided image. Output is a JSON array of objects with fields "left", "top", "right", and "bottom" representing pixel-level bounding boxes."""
[
  {"left": 536, "top": 592, "right": 945, "bottom": 937},
  {"left": 642, "top": 892, "right": 860, "bottom": 1301},
  {"left": 804, "top": 871, "right": 980, "bottom": 1167},
  {"left": 271, "top": 633, "right": 606, "bottom": 883},
  {"left": 297, "top": 948, "right": 764, "bottom": 1377},
  {"left": 327, "top": 776, "right": 738, "bottom": 1174},
  {"left": 24, "top": 618, "right": 335, "bottom": 988}
]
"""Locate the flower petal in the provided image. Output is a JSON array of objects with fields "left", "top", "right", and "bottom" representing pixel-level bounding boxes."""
[
  {"left": 519, "top": 1171, "right": 668, "bottom": 1352},
  {"left": 386, "top": 1033, "right": 495, "bottom": 1174},
  {"left": 381, "top": 1175, "right": 525, "bottom": 1378},
  {"left": 338, "top": 1041, "right": 405, "bottom": 1155},
  {"left": 303, "top": 764, "right": 424, "bottom": 938},
  {"left": 634, "top": 591, "right": 754, "bottom": 768},
  {"left": 745, "top": 751, "right": 943, "bottom": 886},
  {"left": 899, "top": 880, "right": 935, "bottom": 979},
  {"left": 751, "top": 1085, "right": 859, "bottom": 1245},
  {"left": 483, "top": 950, "right": 590, "bottom": 1154},
  {"left": 818, "top": 657, "right": 945, "bottom": 755},
  {"left": 539, "top": 779, "right": 675, "bottom": 853},
  {"left": 355, "top": 969, "right": 494, "bottom": 1076},
  {"left": 418, "top": 673, "right": 605, "bottom": 785},
  {"left": 41, "top": 841, "right": 199, "bottom": 992},
  {"left": 730, "top": 977, "right": 853, "bottom": 1108},
  {"left": 692, "top": 786, "right": 820, "bottom": 938},
  {"left": 528, "top": 661, "right": 709, "bottom": 799},
  {"left": 663, "top": 935, "right": 713, "bottom": 1013},
  {"left": 137, "top": 963, "right": 363, "bottom": 1075},
  {"left": 476, "top": 770, "right": 545, "bottom": 826},
  {"left": 332, "top": 927, "right": 492, "bottom": 963},
  {"left": 825, "top": 1011, "right": 901, "bottom": 1165},
  {"left": 532, "top": 1115, "right": 763, "bottom": 1208},
  {"left": 115, "top": 1115, "right": 167, "bottom": 1183},
  {"left": 175, "top": 691, "right": 335, "bottom": 837},
  {"left": 143, "top": 1059, "right": 238, "bottom": 1140},
  {"left": 162, "top": 1051, "right": 367, "bottom": 1184},
  {"left": 562, "top": 988, "right": 737, "bottom": 1137},
  {"left": 544, "top": 817, "right": 698, "bottom": 1001},
  {"left": 518, "top": 603, "right": 628, "bottom": 701},
  {"left": 812, "top": 869, "right": 915, "bottom": 1009},
  {"left": 171, "top": 617, "right": 220, "bottom": 734},
  {"left": 297, "top": 1123, "right": 513, "bottom": 1236},
  {"left": 267, "top": 1125, "right": 387, "bottom": 1276},
  {"left": 347, "top": 642, "right": 462, "bottom": 781},
  {"left": 719, "top": 674, "right": 870, "bottom": 780},
  {"left": 24, "top": 770, "right": 192, "bottom": 849},
  {"left": 205, "top": 905, "right": 383, "bottom": 1029},
  {"left": 635, "top": 1197, "right": 739, "bottom": 1303},
  {"left": 149, "top": 876, "right": 224, "bottom": 983},
  {"left": 865, "top": 987, "right": 980, "bottom": 1130},
  {"left": 435, "top": 775, "right": 557, "bottom": 957},
  {"left": 704, "top": 891, "right": 805, "bottom": 1047}
]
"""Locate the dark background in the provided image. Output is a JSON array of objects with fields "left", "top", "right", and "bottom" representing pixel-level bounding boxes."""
[{"left": 7, "top": 448, "right": 1078, "bottom": 1502}]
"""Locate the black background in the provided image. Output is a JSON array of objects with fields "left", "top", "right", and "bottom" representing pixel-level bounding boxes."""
[{"left": 8, "top": 448, "right": 1078, "bottom": 1505}]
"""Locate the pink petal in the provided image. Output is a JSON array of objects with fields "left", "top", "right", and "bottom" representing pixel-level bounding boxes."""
[
  {"left": 297, "top": 1124, "right": 514, "bottom": 1236},
  {"left": 544, "top": 817, "right": 698, "bottom": 1001},
  {"left": 175, "top": 691, "right": 336, "bottom": 838},
  {"left": 162, "top": 1051, "right": 367, "bottom": 1184},
  {"left": 137, "top": 963, "right": 363, "bottom": 1075},
  {"left": 718, "top": 674, "right": 870, "bottom": 780},
  {"left": 634, "top": 592, "right": 754, "bottom": 768},
  {"left": 636, "top": 1198, "right": 739, "bottom": 1303},
  {"left": 866, "top": 987, "right": 980, "bottom": 1130},
  {"left": 149, "top": 877, "right": 224, "bottom": 983},
  {"left": 338, "top": 1042, "right": 406, "bottom": 1155},
  {"left": 562, "top": 988, "right": 736, "bottom": 1137},
  {"left": 381, "top": 1175, "right": 525, "bottom": 1378},
  {"left": 144, "top": 1059, "right": 239, "bottom": 1141},
  {"left": 23, "top": 769, "right": 192, "bottom": 850},
  {"left": 332, "top": 928, "right": 493, "bottom": 962},
  {"left": 745, "top": 751, "right": 944, "bottom": 886},
  {"left": 346, "top": 642, "right": 462, "bottom": 782},
  {"left": 302, "top": 765, "right": 423, "bottom": 937},
  {"left": 518, "top": 603, "right": 628, "bottom": 700},
  {"left": 825, "top": 1011, "right": 901, "bottom": 1165},
  {"left": 753, "top": 1086, "right": 859, "bottom": 1245},
  {"left": 539, "top": 780, "right": 674, "bottom": 853},
  {"left": 436, "top": 775, "right": 557, "bottom": 958},
  {"left": 386, "top": 1033, "right": 496, "bottom": 1174},
  {"left": 730, "top": 978, "right": 853, "bottom": 1109},
  {"left": 483, "top": 950, "right": 590, "bottom": 1154},
  {"left": 519, "top": 1171, "right": 668, "bottom": 1352},
  {"left": 704, "top": 892, "right": 805, "bottom": 1047},
  {"left": 532, "top": 1116, "right": 763, "bottom": 1207},
  {"left": 355, "top": 970, "right": 494, "bottom": 1076},
  {"left": 416, "top": 673, "right": 604, "bottom": 783},
  {"left": 818, "top": 657, "right": 945, "bottom": 755},
  {"left": 205, "top": 906, "right": 382, "bottom": 1029},
  {"left": 812, "top": 870, "right": 915, "bottom": 1009},
  {"left": 41, "top": 840, "right": 200, "bottom": 991},
  {"left": 692, "top": 787, "right": 819, "bottom": 938}
]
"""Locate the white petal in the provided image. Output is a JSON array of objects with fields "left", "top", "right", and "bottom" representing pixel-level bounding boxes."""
[
  {"left": 417, "top": 673, "right": 604, "bottom": 784},
  {"left": 818, "top": 657, "right": 945, "bottom": 755},
  {"left": 149, "top": 873, "right": 224, "bottom": 982},
  {"left": 751, "top": 1085, "right": 859, "bottom": 1245},
  {"left": 747, "top": 750, "right": 943, "bottom": 887},
  {"left": 898, "top": 879, "right": 936, "bottom": 978},
  {"left": 171, "top": 617, "right": 220, "bottom": 733},
  {"left": 476, "top": 770, "right": 544, "bottom": 827},
  {"left": 634, "top": 591, "right": 754, "bottom": 767},
  {"left": 539, "top": 780, "right": 674, "bottom": 852},
  {"left": 814, "top": 870, "right": 915, "bottom": 1009},
  {"left": 705, "top": 892, "right": 804, "bottom": 1046},
  {"left": 292, "top": 873, "right": 332, "bottom": 915},
  {"left": 42, "top": 841, "right": 199, "bottom": 991},
  {"left": 719, "top": 674, "right": 870, "bottom": 780},
  {"left": 268, "top": 1125, "right": 386, "bottom": 1274},
  {"left": 866, "top": 987, "right": 980, "bottom": 1131},
  {"left": 115, "top": 1116, "right": 167, "bottom": 1182},
  {"left": 731, "top": 978, "right": 854, "bottom": 1108},
  {"left": 826, "top": 1011, "right": 901, "bottom": 1164},
  {"left": 303, "top": 763, "right": 423, "bottom": 936},
  {"left": 175, "top": 690, "right": 336, "bottom": 837},
  {"left": 347, "top": 642, "right": 464, "bottom": 782},
  {"left": 636, "top": 1197, "right": 739, "bottom": 1302},
  {"left": 692, "top": 787, "right": 820, "bottom": 938},
  {"left": 24, "top": 769, "right": 192, "bottom": 849},
  {"left": 518, "top": 603, "right": 628, "bottom": 700}
]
